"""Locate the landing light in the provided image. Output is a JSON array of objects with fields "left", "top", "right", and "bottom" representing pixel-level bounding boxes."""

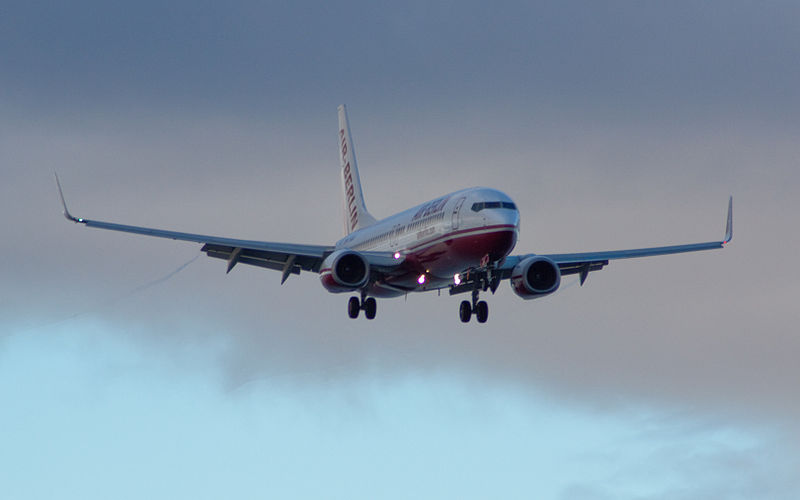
[
  {"left": 453, "top": 273, "right": 461, "bottom": 285},
  {"left": 417, "top": 274, "right": 426, "bottom": 285},
  {"left": 394, "top": 252, "right": 401, "bottom": 259}
]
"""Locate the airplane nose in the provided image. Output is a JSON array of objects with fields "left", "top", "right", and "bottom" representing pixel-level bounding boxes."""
[
  {"left": 488, "top": 208, "right": 520, "bottom": 228},
  {"left": 484, "top": 208, "right": 519, "bottom": 259},
  {"left": 508, "top": 209, "right": 520, "bottom": 227}
]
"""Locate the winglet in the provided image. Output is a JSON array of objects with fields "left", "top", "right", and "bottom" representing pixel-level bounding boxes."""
[
  {"left": 723, "top": 196, "right": 733, "bottom": 245},
  {"left": 54, "top": 173, "right": 84, "bottom": 223}
]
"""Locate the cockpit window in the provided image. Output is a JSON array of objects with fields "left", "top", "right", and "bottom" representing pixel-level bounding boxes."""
[{"left": 471, "top": 201, "right": 517, "bottom": 212}]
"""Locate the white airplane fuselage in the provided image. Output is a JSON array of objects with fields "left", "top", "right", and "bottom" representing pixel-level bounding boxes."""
[
  {"left": 330, "top": 187, "right": 520, "bottom": 297},
  {"left": 56, "top": 104, "right": 731, "bottom": 323}
]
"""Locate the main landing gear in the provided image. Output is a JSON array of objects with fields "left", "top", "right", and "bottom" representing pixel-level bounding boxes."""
[
  {"left": 348, "top": 291, "right": 376, "bottom": 320},
  {"left": 459, "top": 289, "right": 488, "bottom": 323}
]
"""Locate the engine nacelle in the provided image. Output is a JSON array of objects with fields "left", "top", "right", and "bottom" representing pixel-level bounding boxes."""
[
  {"left": 510, "top": 256, "right": 561, "bottom": 300},
  {"left": 319, "top": 249, "right": 370, "bottom": 293}
]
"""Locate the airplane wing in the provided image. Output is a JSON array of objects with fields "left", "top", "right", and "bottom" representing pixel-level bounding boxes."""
[
  {"left": 56, "top": 175, "right": 337, "bottom": 282},
  {"left": 498, "top": 196, "right": 733, "bottom": 285}
]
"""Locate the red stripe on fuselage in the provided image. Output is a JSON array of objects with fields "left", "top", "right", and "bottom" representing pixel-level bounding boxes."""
[
  {"left": 405, "top": 224, "right": 517, "bottom": 254},
  {"left": 323, "top": 223, "right": 518, "bottom": 298},
  {"left": 406, "top": 224, "right": 517, "bottom": 274},
  {"left": 370, "top": 225, "right": 518, "bottom": 296}
]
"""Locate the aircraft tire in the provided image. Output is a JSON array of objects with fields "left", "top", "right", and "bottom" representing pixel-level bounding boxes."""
[
  {"left": 476, "top": 301, "right": 489, "bottom": 323},
  {"left": 459, "top": 301, "right": 472, "bottom": 323},
  {"left": 348, "top": 296, "right": 360, "bottom": 319},
  {"left": 364, "top": 297, "right": 377, "bottom": 319}
]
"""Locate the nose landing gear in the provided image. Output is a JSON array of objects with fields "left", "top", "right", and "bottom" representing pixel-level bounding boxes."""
[
  {"left": 348, "top": 291, "right": 377, "bottom": 320},
  {"left": 459, "top": 289, "right": 488, "bottom": 323}
]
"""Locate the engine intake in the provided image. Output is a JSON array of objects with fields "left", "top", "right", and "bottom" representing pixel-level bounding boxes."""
[
  {"left": 320, "top": 250, "right": 370, "bottom": 292},
  {"left": 510, "top": 256, "right": 561, "bottom": 299}
]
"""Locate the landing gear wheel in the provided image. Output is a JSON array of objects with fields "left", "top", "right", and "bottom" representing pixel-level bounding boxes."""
[
  {"left": 364, "top": 297, "right": 377, "bottom": 319},
  {"left": 459, "top": 300, "right": 472, "bottom": 323},
  {"left": 348, "top": 296, "right": 360, "bottom": 319},
  {"left": 475, "top": 300, "right": 489, "bottom": 323}
]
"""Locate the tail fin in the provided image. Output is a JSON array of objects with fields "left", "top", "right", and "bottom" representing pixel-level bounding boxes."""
[{"left": 338, "top": 105, "right": 377, "bottom": 235}]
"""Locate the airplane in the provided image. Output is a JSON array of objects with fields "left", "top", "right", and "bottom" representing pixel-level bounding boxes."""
[{"left": 56, "top": 105, "right": 733, "bottom": 323}]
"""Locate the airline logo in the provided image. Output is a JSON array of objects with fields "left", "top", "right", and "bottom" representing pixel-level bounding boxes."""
[
  {"left": 340, "top": 129, "right": 358, "bottom": 230},
  {"left": 412, "top": 195, "right": 452, "bottom": 221}
]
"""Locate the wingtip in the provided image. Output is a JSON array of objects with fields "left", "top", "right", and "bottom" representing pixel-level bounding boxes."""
[
  {"left": 54, "top": 173, "right": 82, "bottom": 223},
  {"left": 723, "top": 196, "right": 733, "bottom": 244}
]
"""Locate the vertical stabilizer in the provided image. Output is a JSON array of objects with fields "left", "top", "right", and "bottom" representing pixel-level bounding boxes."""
[{"left": 338, "top": 105, "right": 377, "bottom": 234}]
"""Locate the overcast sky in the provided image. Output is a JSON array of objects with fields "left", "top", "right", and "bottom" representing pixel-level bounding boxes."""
[{"left": 2, "top": 1, "right": 800, "bottom": 498}]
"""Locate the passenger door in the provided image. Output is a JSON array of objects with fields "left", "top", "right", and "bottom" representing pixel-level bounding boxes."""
[{"left": 451, "top": 197, "right": 466, "bottom": 230}]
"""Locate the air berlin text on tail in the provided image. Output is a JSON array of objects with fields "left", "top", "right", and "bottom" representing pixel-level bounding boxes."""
[{"left": 340, "top": 129, "right": 358, "bottom": 230}]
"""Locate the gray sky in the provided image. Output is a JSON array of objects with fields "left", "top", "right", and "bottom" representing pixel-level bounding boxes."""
[{"left": 2, "top": 1, "right": 800, "bottom": 498}]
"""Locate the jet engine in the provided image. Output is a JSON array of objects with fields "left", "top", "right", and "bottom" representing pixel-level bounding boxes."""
[
  {"left": 510, "top": 256, "right": 561, "bottom": 299},
  {"left": 319, "top": 250, "right": 370, "bottom": 292}
]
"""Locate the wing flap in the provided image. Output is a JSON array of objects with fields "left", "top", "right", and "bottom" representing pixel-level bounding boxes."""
[
  {"left": 557, "top": 260, "right": 608, "bottom": 275},
  {"left": 201, "top": 243, "right": 325, "bottom": 274}
]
